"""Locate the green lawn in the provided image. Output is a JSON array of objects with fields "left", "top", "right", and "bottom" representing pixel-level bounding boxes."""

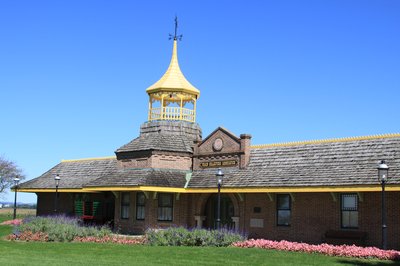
[{"left": 0, "top": 214, "right": 399, "bottom": 266}]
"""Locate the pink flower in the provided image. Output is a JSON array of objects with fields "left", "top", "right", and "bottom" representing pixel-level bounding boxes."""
[
  {"left": 1, "top": 219, "right": 23, "bottom": 226},
  {"left": 232, "top": 239, "right": 400, "bottom": 260}
]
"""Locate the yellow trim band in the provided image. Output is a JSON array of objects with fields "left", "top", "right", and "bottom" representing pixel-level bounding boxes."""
[
  {"left": 16, "top": 189, "right": 99, "bottom": 193},
  {"left": 81, "top": 185, "right": 400, "bottom": 193},
  {"left": 82, "top": 186, "right": 187, "bottom": 193},
  {"left": 251, "top": 133, "right": 400, "bottom": 149}
]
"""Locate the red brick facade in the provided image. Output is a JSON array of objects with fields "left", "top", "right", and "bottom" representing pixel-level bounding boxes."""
[
  {"left": 110, "top": 191, "right": 400, "bottom": 250},
  {"left": 118, "top": 152, "right": 192, "bottom": 170}
]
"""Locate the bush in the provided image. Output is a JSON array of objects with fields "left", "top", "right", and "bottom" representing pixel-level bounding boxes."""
[
  {"left": 13, "top": 215, "right": 112, "bottom": 242},
  {"left": 146, "top": 227, "right": 246, "bottom": 247}
]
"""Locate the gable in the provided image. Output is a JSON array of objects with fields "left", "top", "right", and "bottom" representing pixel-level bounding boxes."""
[
  {"left": 193, "top": 127, "right": 251, "bottom": 170},
  {"left": 197, "top": 127, "right": 241, "bottom": 154}
]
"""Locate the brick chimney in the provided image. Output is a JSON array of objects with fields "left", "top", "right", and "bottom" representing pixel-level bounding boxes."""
[{"left": 239, "top": 134, "right": 252, "bottom": 169}]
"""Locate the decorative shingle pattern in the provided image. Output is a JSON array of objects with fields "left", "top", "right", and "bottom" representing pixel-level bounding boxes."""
[
  {"left": 86, "top": 168, "right": 188, "bottom": 188},
  {"left": 116, "top": 134, "right": 193, "bottom": 153},
  {"left": 19, "top": 158, "right": 117, "bottom": 189},
  {"left": 188, "top": 137, "right": 400, "bottom": 188}
]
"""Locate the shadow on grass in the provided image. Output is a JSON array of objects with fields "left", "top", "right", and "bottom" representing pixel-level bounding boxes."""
[{"left": 337, "top": 259, "right": 400, "bottom": 266}]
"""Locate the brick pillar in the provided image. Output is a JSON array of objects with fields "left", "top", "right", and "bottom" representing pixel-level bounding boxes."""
[{"left": 240, "top": 134, "right": 252, "bottom": 169}]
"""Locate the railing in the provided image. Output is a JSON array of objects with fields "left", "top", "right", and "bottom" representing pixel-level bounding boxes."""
[{"left": 149, "top": 107, "right": 195, "bottom": 123}]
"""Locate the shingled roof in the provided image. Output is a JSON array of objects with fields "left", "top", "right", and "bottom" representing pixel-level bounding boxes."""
[
  {"left": 188, "top": 135, "right": 400, "bottom": 188},
  {"left": 85, "top": 168, "right": 188, "bottom": 188},
  {"left": 116, "top": 133, "right": 193, "bottom": 154},
  {"left": 19, "top": 158, "right": 118, "bottom": 189},
  {"left": 19, "top": 134, "right": 400, "bottom": 191}
]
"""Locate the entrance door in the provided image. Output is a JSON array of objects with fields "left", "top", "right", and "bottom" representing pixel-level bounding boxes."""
[{"left": 204, "top": 195, "right": 235, "bottom": 229}]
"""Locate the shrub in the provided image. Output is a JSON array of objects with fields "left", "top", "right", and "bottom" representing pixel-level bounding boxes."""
[
  {"left": 10, "top": 215, "right": 112, "bottom": 242},
  {"left": 146, "top": 227, "right": 246, "bottom": 247},
  {"left": 232, "top": 239, "right": 400, "bottom": 261}
]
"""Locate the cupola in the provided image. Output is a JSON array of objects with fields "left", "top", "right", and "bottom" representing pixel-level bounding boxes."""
[{"left": 146, "top": 18, "right": 200, "bottom": 123}]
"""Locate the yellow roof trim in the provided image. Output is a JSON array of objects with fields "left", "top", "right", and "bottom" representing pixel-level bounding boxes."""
[
  {"left": 61, "top": 156, "right": 116, "bottom": 163},
  {"left": 251, "top": 133, "right": 400, "bottom": 149},
  {"left": 146, "top": 40, "right": 200, "bottom": 97},
  {"left": 82, "top": 186, "right": 187, "bottom": 193},
  {"left": 16, "top": 188, "right": 99, "bottom": 193},
  {"left": 80, "top": 185, "right": 400, "bottom": 193}
]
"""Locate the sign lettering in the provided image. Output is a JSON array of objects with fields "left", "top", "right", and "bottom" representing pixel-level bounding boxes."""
[{"left": 199, "top": 160, "right": 237, "bottom": 168}]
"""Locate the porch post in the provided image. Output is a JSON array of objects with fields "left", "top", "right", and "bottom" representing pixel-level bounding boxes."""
[
  {"left": 232, "top": 216, "right": 240, "bottom": 231},
  {"left": 194, "top": 215, "right": 206, "bottom": 228}
]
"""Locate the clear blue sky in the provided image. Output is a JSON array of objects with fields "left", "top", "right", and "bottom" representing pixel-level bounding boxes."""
[{"left": 1, "top": 1, "right": 399, "bottom": 203}]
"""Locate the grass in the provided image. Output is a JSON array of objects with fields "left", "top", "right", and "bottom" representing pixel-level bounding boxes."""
[
  {"left": 0, "top": 213, "right": 399, "bottom": 265},
  {"left": 0, "top": 208, "right": 36, "bottom": 223}
]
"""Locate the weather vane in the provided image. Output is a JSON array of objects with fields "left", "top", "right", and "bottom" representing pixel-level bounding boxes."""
[{"left": 169, "top": 16, "right": 183, "bottom": 41}]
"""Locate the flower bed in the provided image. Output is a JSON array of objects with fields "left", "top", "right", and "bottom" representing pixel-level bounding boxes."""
[
  {"left": 7, "top": 216, "right": 112, "bottom": 242},
  {"left": 1, "top": 219, "right": 23, "bottom": 226},
  {"left": 232, "top": 239, "right": 400, "bottom": 260},
  {"left": 74, "top": 235, "right": 146, "bottom": 245},
  {"left": 7, "top": 230, "right": 48, "bottom": 242}
]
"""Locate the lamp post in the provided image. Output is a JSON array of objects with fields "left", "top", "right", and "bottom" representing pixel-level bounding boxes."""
[
  {"left": 378, "top": 160, "right": 389, "bottom": 250},
  {"left": 54, "top": 174, "right": 60, "bottom": 213},
  {"left": 13, "top": 176, "right": 20, "bottom": 220},
  {"left": 216, "top": 168, "right": 224, "bottom": 230}
]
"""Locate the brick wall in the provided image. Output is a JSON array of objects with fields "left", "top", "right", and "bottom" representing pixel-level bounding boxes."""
[
  {"left": 151, "top": 154, "right": 192, "bottom": 170},
  {"left": 118, "top": 152, "right": 192, "bottom": 171},
  {"left": 39, "top": 191, "right": 400, "bottom": 249},
  {"left": 239, "top": 192, "right": 400, "bottom": 249},
  {"left": 114, "top": 191, "right": 400, "bottom": 249},
  {"left": 114, "top": 192, "right": 196, "bottom": 234}
]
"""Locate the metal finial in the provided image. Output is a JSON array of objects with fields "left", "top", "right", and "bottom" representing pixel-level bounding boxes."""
[{"left": 169, "top": 16, "right": 183, "bottom": 41}]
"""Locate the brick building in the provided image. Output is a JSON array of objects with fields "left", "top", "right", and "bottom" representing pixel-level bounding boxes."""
[{"left": 18, "top": 35, "right": 400, "bottom": 249}]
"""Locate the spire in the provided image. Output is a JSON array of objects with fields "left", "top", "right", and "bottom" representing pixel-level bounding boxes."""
[
  {"left": 146, "top": 17, "right": 200, "bottom": 123},
  {"left": 145, "top": 39, "right": 200, "bottom": 97},
  {"left": 146, "top": 16, "right": 199, "bottom": 97}
]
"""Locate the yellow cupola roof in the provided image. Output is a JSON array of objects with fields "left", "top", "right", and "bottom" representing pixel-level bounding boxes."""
[
  {"left": 146, "top": 39, "right": 200, "bottom": 98},
  {"left": 146, "top": 17, "right": 200, "bottom": 123}
]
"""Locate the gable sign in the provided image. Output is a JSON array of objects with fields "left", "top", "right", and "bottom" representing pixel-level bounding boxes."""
[{"left": 200, "top": 160, "right": 238, "bottom": 168}]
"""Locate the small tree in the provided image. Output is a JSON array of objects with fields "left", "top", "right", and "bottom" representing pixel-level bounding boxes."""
[{"left": 0, "top": 156, "right": 25, "bottom": 195}]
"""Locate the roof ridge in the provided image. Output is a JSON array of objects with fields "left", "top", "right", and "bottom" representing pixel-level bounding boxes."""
[
  {"left": 251, "top": 133, "right": 400, "bottom": 149},
  {"left": 61, "top": 156, "right": 116, "bottom": 163},
  {"left": 120, "top": 167, "right": 190, "bottom": 173}
]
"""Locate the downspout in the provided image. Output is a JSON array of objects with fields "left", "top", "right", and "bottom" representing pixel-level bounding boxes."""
[{"left": 184, "top": 172, "right": 192, "bottom": 189}]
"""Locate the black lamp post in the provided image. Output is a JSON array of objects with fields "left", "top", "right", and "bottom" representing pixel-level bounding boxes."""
[
  {"left": 378, "top": 160, "right": 389, "bottom": 250},
  {"left": 13, "top": 176, "right": 20, "bottom": 220},
  {"left": 54, "top": 174, "right": 60, "bottom": 213},
  {"left": 216, "top": 168, "right": 224, "bottom": 230}
]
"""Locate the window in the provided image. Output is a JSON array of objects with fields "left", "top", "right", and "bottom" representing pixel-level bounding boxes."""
[
  {"left": 341, "top": 194, "right": 358, "bottom": 228},
  {"left": 136, "top": 192, "right": 146, "bottom": 220},
  {"left": 158, "top": 193, "right": 173, "bottom": 221},
  {"left": 121, "top": 192, "right": 130, "bottom": 219},
  {"left": 277, "top": 194, "right": 291, "bottom": 226}
]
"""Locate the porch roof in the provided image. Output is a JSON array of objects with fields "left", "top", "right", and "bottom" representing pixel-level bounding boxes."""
[{"left": 18, "top": 157, "right": 117, "bottom": 190}]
